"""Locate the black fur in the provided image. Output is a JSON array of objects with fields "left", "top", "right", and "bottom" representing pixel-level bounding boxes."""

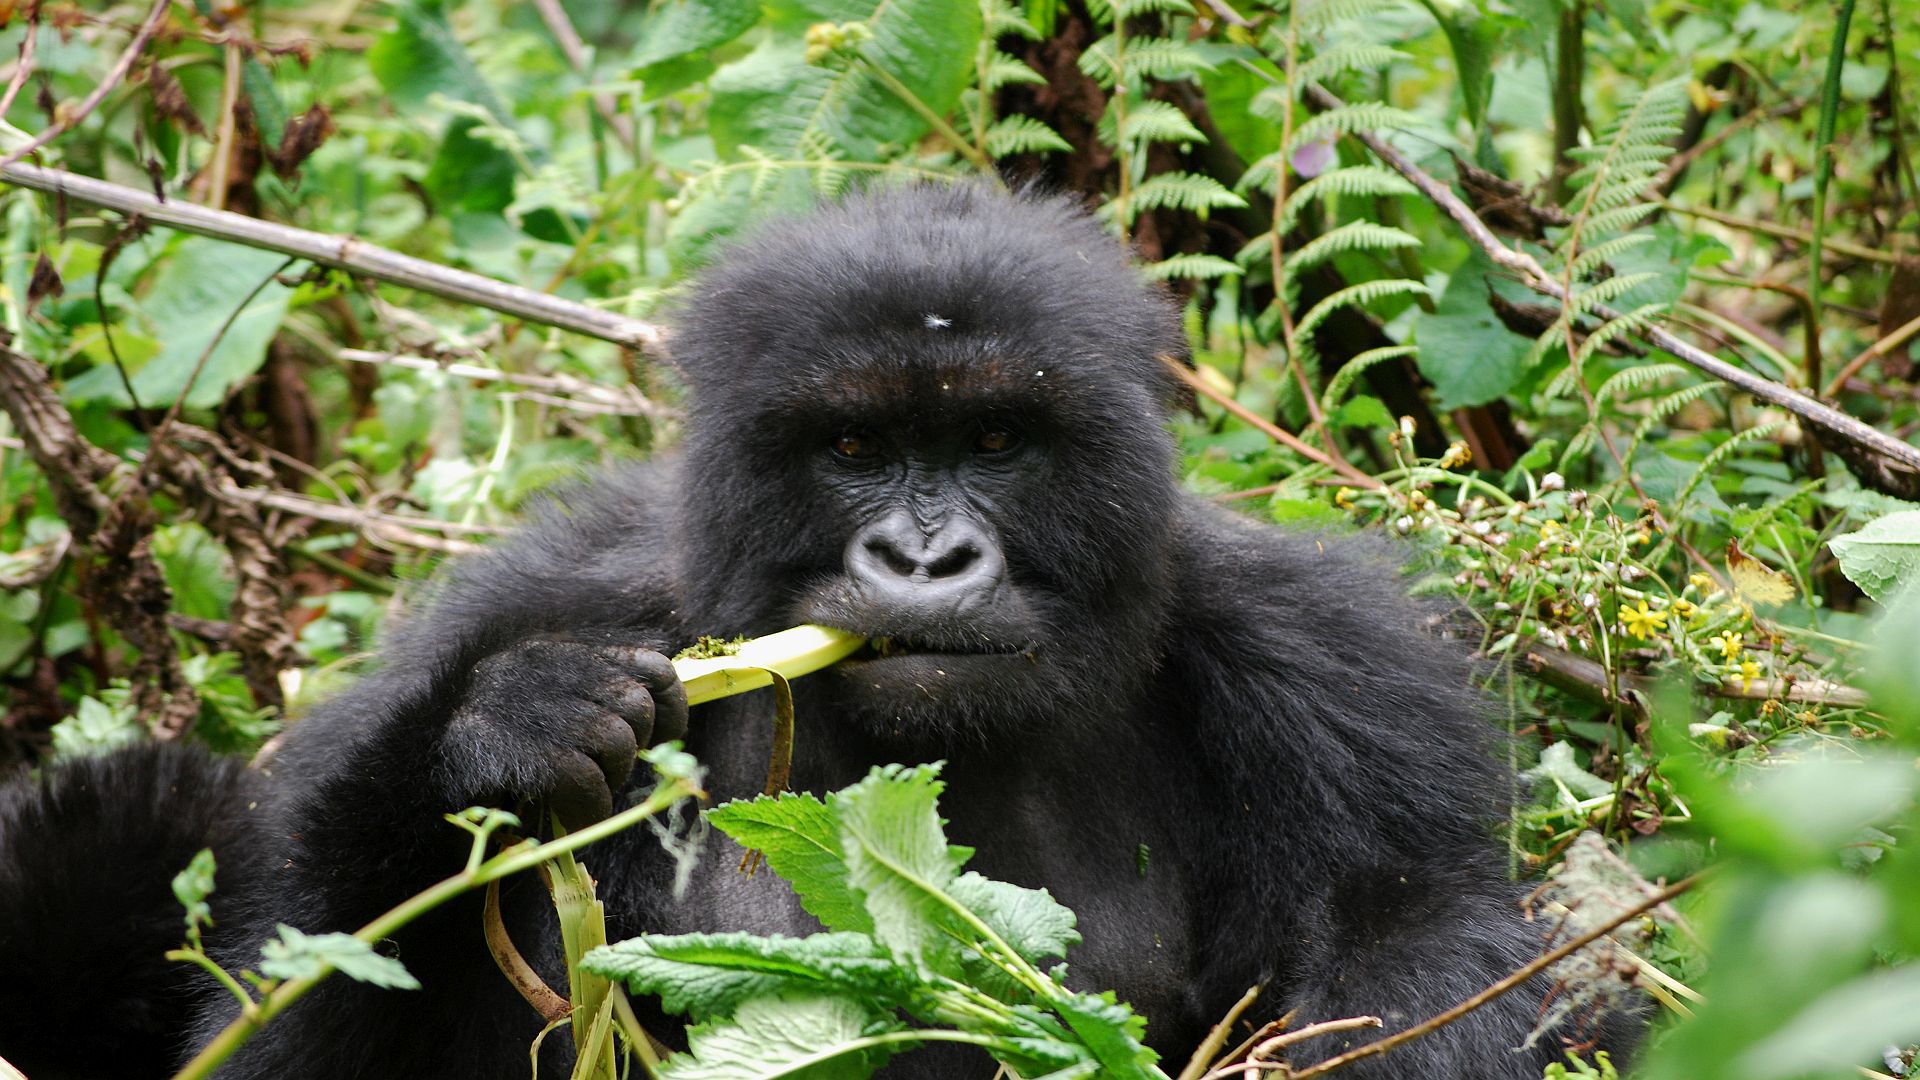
[{"left": 0, "top": 185, "right": 1634, "bottom": 1078}]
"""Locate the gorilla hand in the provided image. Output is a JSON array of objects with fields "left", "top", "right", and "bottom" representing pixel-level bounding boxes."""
[{"left": 438, "top": 640, "right": 689, "bottom": 831}]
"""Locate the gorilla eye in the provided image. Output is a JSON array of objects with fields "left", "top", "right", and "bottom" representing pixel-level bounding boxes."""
[
  {"left": 831, "top": 430, "right": 879, "bottom": 461},
  {"left": 973, "top": 425, "right": 1021, "bottom": 455}
]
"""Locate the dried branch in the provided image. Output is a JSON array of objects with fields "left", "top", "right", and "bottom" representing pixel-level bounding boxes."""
[
  {"left": 1524, "top": 643, "right": 1872, "bottom": 710},
  {"left": 1288, "top": 875, "right": 1699, "bottom": 1079},
  {"left": 0, "top": 163, "right": 667, "bottom": 356},
  {"left": 0, "top": 0, "right": 172, "bottom": 171},
  {"left": 530, "top": 0, "right": 636, "bottom": 153},
  {"left": 208, "top": 484, "right": 489, "bottom": 554},
  {"left": 338, "top": 348, "right": 678, "bottom": 421},
  {"left": 0, "top": 5, "right": 38, "bottom": 121},
  {"left": 1299, "top": 84, "right": 1920, "bottom": 485},
  {"left": 1160, "top": 356, "right": 1380, "bottom": 488}
]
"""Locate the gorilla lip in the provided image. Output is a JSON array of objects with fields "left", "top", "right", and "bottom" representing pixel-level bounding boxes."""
[{"left": 856, "top": 634, "right": 1030, "bottom": 661}]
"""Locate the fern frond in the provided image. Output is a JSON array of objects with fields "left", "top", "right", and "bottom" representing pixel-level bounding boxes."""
[
  {"left": 1078, "top": 34, "right": 1213, "bottom": 89},
  {"left": 1142, "top": 253, "right": 1244, "bottom": 281},
  {"left": 1249, "top": 86, "right": 1294, "bottom": 124},
  {"left": 1578, "top": 202, "right": 1662, "bottom": 237},
  {"left": 1298, "top": 44, "right": 1407, "bottom": 83},
  {"left": 1559, "top": 424, "right": 1598, "bottom": 469},
  {"left": 1283, "top": 220, "right": 1422, "bottom": 276},
  {"left": 1674, "top": 421, "right": 1790, "bottom": 507},
  {"left": 1279, "top": 164, "right": 1417, "bottom": 229},
  {"left": 1296, "top": 278, "right": 1429, "bottom": 340},
  {"left": 984, "top": 55, "right": 1047, "bottom": 90},
  {"left": 1626, "top": 380, "right": 1725, "bottom": 455},
  {"left": 1099, "top": 99, "right": 1208, "bottom": 149},
  {"left": 1321, "top": 344, "right": 1418, "bottom": 411},
  {"left": 1111, "top": 0, "right": 1196, "bottom": 16},
  {"left": 1566, "top": 271, "right": 1664, "bottom": 318},
  {"left": 1117, "top": 171, "right": 1248, "bottom": 221},
  {"left": 1237, "top": 151, "right": 1286, "bottom": 195},
  {"left": 985, "top": 0, "right": 1041, "bottom": 38},
  {"left": 1233, "top": 230, "right": 1273, "bottom": 268},
  {"left": 1595, "top": 362, "right": 1689, "bottom": 407},
  {"left": 1574, "top": 302, "right": 1668, "bottom": 366},
  {"left": 1297, "top": 0, "right": 1401, "bottom": 30},
  {"left": 985, "top": 115, "right": 1071, "bottom": 157},
  {"left": 1556, "top": 78, "right": 1687, "bottom": 257},
  {"left": 1285, "top": 102, "right": 1423, "bottom": 153},
  {"left": 1569, "top": 233, "right": 1656, "bottom": 278}
]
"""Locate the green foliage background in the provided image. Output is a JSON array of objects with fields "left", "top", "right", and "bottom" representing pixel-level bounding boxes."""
[{"left": 4, "top": 0, "right": 1920, "bottom": 1074}]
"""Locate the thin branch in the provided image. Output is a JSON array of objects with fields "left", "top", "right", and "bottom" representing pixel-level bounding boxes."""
[
  {"left": 1160, "top": 355, "right": 1380, "bottom": 487},
  {"left": 207, "top": 484, "right": 490, "bottom": 554},
  {"left": 338, "top": 348, "right": 677, "bottom": 420},
  {"left": 1201, "top": 1017, "right": 1385, "bottom": 1079},
  {"left": 0, "top": 163, "right": 668, "bottom": 356},
  {"left": 0, "top": 8, "right": 38, "bottom": 121},
  {"left": 529, "top": 0, "right": 636, "bottom": 154},
  {"left": 1298, "top": 84, "right": 1920, "bottom": 478},
  {"left": 1659, "top": 199, "right": 1905, "bottom": 265},
  {"left": 1177, "top": 984, "right": 1264, "bottom": 1080},
  {"left": 1822, "top": 310, "right": 1920, "bottom": 397},
  {"left": 1288, "top": 875, "right": 1699, "bottom": 1079},
  {"left": 0, "top": 0, "right": 172, "bottom": 170}
]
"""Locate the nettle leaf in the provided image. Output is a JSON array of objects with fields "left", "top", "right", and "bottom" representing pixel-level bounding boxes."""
[
  {"left": 664, "top": 993, "right": 906, "bottom": 1080},
  {"left": 581, "top": 932, "right": 912, "bottom": 1020},
  {"left": 1054, "top": 991, "right": 1161, "bottom": 1080},
  {"left": 630, "top": 0, "right": 762, "bottom": 72},
  {"left": 948, "top": 874, "right": 1079, "bottom": 965},
  {"left": 832, "top": 763, "right": 965, "bottom": 972},
  {"left": 258, "top": 924, "right": 419, "bottom": 990},
  {"left": 1829, "top": 511, "right": 1920, "bottom": 603},
  {"left": 709, "top": 792, "right": 872, "bottom": 934}
]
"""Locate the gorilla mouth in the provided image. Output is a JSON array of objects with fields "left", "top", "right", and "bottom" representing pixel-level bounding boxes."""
[{"left": 856, "top": 633, "right": 1032, "bottom": 661}]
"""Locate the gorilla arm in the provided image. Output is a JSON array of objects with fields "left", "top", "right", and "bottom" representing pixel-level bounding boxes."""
[{"left": 1168, "top": 504, "right": 1581, "bottom": 1080}]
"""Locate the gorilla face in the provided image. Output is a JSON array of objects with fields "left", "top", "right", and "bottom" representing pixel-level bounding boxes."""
[{"left": 669, "top": 184, "right": 1189, "bottom": 742}]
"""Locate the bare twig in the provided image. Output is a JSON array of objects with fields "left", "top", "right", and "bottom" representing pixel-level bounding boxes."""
[
  {"left": 1523, "top": 643, "right": 1871, "bottom": 710},
  {"left": 1823, "top": 310, "right": 1920, "bottom": 397},
  {"left": 1288, "top": 875, "right": 1699, "bottom": 1079},
  {"left": 207, "top": 484, "right": 489, "bottom": 554},
  {"left": 1299, "top": 84, "right": 1920, "bottom": 479},
  {"left": 1161, "top": 356, "right": 1380, "bottom": 487},
  {"left": 1201, "top": 1016, "right": 1385, "bottom": 1079},
  {"left": 0, "top": 7, "right": 38, "bottom": 122},
  {"left": 338, "top": 348, "right": 677, "bottom": 420},
  {"left": 0, "top": 0, "right": 172, "bottom": 170},
  {"left": 1658, "top": 199, "right": 1905, "bottom": 266},
  {"left": 0, "top": 163, "right": 668, "bottom": 356},
  {"left": 529, "top": 0, "right": 636, "bottom": 153},
  {"left": 1177, "top": 985, "right": 1265, "bottom": 1080}
]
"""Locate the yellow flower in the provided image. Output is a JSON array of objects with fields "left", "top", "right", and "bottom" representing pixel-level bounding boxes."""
[
  {"left": 1673, "top": 599, "right": 1698, "bottom": 620},
  {"left": 1619, "top": 601, "right": 1669, "bottom": 640},
  {"left": 1335, "top": 487, "right": 1356, "bottom": 509},
  {"left": 1712, "top": 631, "right": 1743, "bottom": 660},
  {"left": 1438, "top": 441, "right": 1473, "bottom": 469},
  {"left": 1736, "top": 659, "right": 1762, "bottom": 691},
  {"left": 1689, "top": 573, "right": 1713, "bottom": 592}
]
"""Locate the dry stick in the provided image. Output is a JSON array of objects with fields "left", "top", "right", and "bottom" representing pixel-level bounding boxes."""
[
  {"left": 0, "top": 11, "right": 38, "bottom": 121},
  {"left": 530, "top": 0, "right": 637, "bottom": 154},
  {"left": 1658, "top": 199, "right": 1905, "bottom": 266},
  {"left": 1202, "top": 1016, "right": 1385, "bottom": 1080},
  {"left": 1175, "top": 984, "right": 1264, "bottom": 1080},
  {"left": 0, "top": 163, "right": 668, "bottom": 355},
  {"left": 1298, "top": 84, "right": 1920, "bottom": 477},
  {"left": 1822, "top": 310, "right": 1920, "bottom": 397},
  {"left": 1287, "top": 874, "right": 1699, "bottom": 1080},
  {"left": 0, "top": 0, "right": 171, "bottom": 170},
  {"left": 1647, "top": 97, "right": 1810, "bottom": 196},
  {"left": 1161, "top": 356, "right": 1381, "bottom": 488},
  {"left": 338, "top": 348, "right": 676, "bottom": 420}
]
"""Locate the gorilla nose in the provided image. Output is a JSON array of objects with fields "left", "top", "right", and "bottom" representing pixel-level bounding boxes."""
[{"left": 846, "top": 511, "right": 1005, "bottom": 614}]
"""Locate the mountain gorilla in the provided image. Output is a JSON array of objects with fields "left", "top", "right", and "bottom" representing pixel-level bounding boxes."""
[{"left": 0, "top": 184, "right": 1632, "bottom": 1078}]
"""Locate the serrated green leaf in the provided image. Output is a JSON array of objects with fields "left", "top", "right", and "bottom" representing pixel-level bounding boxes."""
[
  {"left": 664, "top": 993, "right": 906, "bottom": 1080},
  {"left": 258, "top": 924, "right": 420, "bottom": 990},
  {"left": 1829, "top": 511, "right": 1920, "bottom": 603},
  {"left": 832, "top": 763, "right": 963, "bottom": 972},
  {"left": 630, "top": 0, "right": 762, "bottom": 72},
  {"left": 948, "top": 874, "right": 1079, "bottom": 964},
  {"left": 581, "top": 932, "right": 912, "bottom": 1019},
  {"left": 708, "top": 792, "right": 873, "bottom": 934},
  {"left": 1053, "top": 991, "right": 1160, "bottom": 1080},
  {"left": 367, "top": 0, "right": 513, "bottom": 121}
]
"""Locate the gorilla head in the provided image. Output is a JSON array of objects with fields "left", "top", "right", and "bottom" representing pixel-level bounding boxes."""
[{"left": 670, "top": 185, "right": 1190, "bottom": 743}]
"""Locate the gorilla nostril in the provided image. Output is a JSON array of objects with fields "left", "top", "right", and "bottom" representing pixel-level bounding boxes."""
[
  {"left": 925, "top": 543, "right": 979, "bottom": 579},
  {"left": 865, "top": 539, "right": 920, "bottom": 578}
]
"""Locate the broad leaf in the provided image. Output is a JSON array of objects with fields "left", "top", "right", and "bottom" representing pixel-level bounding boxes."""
[
  {"left": 1053, "top": 991, "right": 1160, "bottom": 1080},
  {"left": 708, "top": 792, "right": 872, "bottom": 934},
  {"left": 832, "top": 764, "right": 963, "bottom": 972},
  {"left": 1829, "top": 510, "right": 1920, "bottom": 603},
  {"left": 258, "top": 924, "right": 419, "bottom": 990},
  {"left": 1415, "top": 254, "right": 1535, "bottom": 410},
  {"left": 582, "top": 932, "right": 911, "bottom": 1020},
  {"left": 664, "top": 993, "right": 906, "bottom": 1080}
]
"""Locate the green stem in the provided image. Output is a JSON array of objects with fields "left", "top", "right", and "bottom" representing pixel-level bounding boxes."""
[
  {"left": 1808, "top": 0, "right": 1857, "bottom": 331},
  {"left": 170, "top": 779, "right": 699, "bottom": 1080},
  {"left": 858, "top": 55, "right": 993, "bottom": 170},
  {"left": 165, "top": 947, "right": 257, "bottom": 1012}
]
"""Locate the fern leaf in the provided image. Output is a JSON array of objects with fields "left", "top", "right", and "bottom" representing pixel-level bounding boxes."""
[
  {"left": 1568, "top": 233, "right": 1656, "bottom": 278},
  {"left": 1142, "top": 253, "right": 1244, "bottom": 281},
  {"left": 1285, "top": 102, "right": 1423, "bottom": 154},
  {"left": 1675, "top": 421, "right": 1790, "bottom": 507},
  {"left": 1279, "top": 165, "right": 1417, "bottom": 229},
  {"left": 1566, "top": 271, "right": 1664, "bottom": 318},
  {"left": 1298, "top": 44, "right": 1408, "bottom": 83},
  {"left": 1578, "top": 202, "right": 1661, "bottom": 237},
  {"left": 984, "top": 55, "right": 1047, "bottom": 90},
  {"left": 985, "top": 0, "right": 1041, "bottom": 38},
  {"left": 985, "top": 115, "right": 1072, "bottom": 158},
  {"left": 1296, "top": 279, "right": 1429, "bottom": 340},
  {"left": 1078, "top": 34, "right": 1214, "bottom": 89},
  {"left": 1574, "top": 302, "right": 1668, "bottom": 366},
  {"left": 1118, "top": 171, "right": 1248, "bottom": 221},
  {"left": 1595, "top": 362, "right": 1689, "bottom": 407},
  {"left": 1297, "top": 0, "right": 1402, "bottom": 30},
  {"left": 1099, "top": 99, "right": 1207, "bottom": 149},
  {"left": 1111, "top": 0, "right": 1196, "bottom": 16},
  {"left": 1284, "top": 220, "right": 1422, "bottom": 276},
  {"left": 1321, "top": 344, "right": 1418, "bottom": 411},
  {"left": 1626, "top": 381, "right": 1725, "bottom": 454}
]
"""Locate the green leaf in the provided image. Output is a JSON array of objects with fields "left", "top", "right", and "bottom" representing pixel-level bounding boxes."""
[
  {"left": 64, "top": 238, "right": 293, "bottom": 410},
  {"left": 1414, "top": 254, "right": 1536, "bottom": 409},
  {"left": 663, "top": 993, "right": 906, "bottom": 1080},
  {"left": 1521, "top": 742, "right": 1611, "bottom": 800},
  {"left": 985, "top": 115, "right": 1072, "bottom": 158},
  {"left": 709, "top": 0, "right": 983, "bottom": 162},
  {"left": 832, "top": 763, "right": 964, "bottom": 971},
  {"left": 240, "top": 57, "right": 288, "bottom": 150},
  {"left": 258, "top": 924, "right": 420, "bottom": 990},
  {"left": 1829, "top": 511, "right": 1920, "bottom": 603},
  {"left": 630, "top": 0, "right": 763, "bottom": 73},
  {"left": 1412, "top": 0, "right": 1495, "bottom": 128},
  {"left": 367, "top": 0, "right": 513, "bottom": 120},
  {"left": 581, "top": 932, "right": 913, "bottom": 1020},
  {"left": 708, "top": 792, "right": 873, "bottom": 934},
  {"left": 171, "top": 848, "right": 217, "bottom": 938},
  {"left": 1734, "top": 965, "right": 1920, "bottom": 1079},
  {"left": 947, "top": 873, "right": 1079, "bottom": 964},
  {"left": 49, "top": 695, "right": 142, "bottom": 761},
  {"left": 1053, "top": 991, "right": 1160, "bottom": 1080}
]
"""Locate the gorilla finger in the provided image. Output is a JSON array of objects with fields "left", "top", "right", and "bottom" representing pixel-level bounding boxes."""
[
  {"left": 589, "top": 677, "right": 656, "bottom": 729},
  {"left": 582, "top": 710, "right": 639, "bottom": 794},
  {"left": 604, "top": 647, "right": 688, "bottom": 744},
  {"left": 546, "top": 751, "right": 614, "bottom": 833}
]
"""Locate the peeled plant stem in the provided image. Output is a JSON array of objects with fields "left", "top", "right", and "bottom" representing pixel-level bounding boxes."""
[{"left": 672, "top": 625, "right": 867, "bottom": 706}]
